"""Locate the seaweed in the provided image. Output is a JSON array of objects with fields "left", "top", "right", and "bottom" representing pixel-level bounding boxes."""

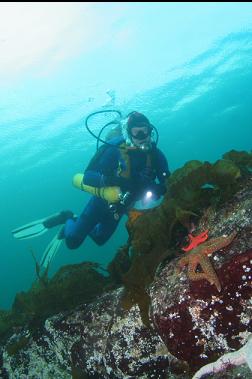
[
  {"left": 6, "top": 335, "right": 30, "bottom": 356},
  {"left": 0, "top": 261, "right": 112, "bottom": 345},
  {"left": 222, "top": 149, "right": 252, "bottom": 174},
  {"left": 118, "top": 151, "right": 244, "bottom": 326}
]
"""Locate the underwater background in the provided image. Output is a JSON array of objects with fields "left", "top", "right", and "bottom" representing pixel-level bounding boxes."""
[{"left": 1, "top": 2, "right": 252, "bottom": 310}]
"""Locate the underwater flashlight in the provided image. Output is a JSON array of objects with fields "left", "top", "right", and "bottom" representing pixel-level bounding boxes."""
[
  {"left": 145, "top": 191, "right": 153, "bottom": 200},
  {"left": 141, "top": 190, "right": 153, "bottom": 207},
  {"left": 139, "top": 142, "right": 152, "bottom": 151}
]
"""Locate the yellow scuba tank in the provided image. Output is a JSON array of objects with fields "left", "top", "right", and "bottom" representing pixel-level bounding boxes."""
[{"left": 72, "top": 173, "right": 122, "bottom": 204}]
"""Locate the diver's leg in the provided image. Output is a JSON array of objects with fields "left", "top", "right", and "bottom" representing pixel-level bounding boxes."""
[
  {"left": 89, "top": 210, "right": 122, "bottom": 245},
  {"left": 63, "top": 197, "right": 108, "bottom": 249},
  {"left": 43, "top": 210, "right": 75, "bottom": 228}
]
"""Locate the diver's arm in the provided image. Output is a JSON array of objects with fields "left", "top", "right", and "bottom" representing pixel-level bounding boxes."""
[
  {"left": 83, "top": 170, "right": 107, "bottom": 187},
  {"left": 83, "top": 146, "right": 131, "bottom": 189}
]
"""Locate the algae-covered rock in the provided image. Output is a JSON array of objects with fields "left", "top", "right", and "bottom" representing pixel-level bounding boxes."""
[
  {"left": 0, "top": 288, "right": 183, "bottom": 379},
  {"left": 223, "top": 149, "right": 252, "bottom": 173},
  {"left": 0, "top": 310, "right": 13, "bottom": 341},
  {"left": 0, "top": 261, "right": 111, "bottom": 342},
  {"left": 168, "top": 158, "right": 241, "bottom": 207}
]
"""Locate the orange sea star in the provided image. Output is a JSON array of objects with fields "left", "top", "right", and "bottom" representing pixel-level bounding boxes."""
[{"left": 178, "top": 231, "right": 237, "bottom": 292}]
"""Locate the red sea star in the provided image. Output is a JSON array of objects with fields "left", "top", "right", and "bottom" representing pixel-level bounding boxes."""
[
  {"left": 182, "top": 230, "right": 209, "bottom": 252},
  {"left": 178, "top": 231, "right": 237, "bottom": 292}
]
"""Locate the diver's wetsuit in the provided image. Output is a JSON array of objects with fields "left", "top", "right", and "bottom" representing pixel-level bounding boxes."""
[{"left": 64, "top": 137, "right": 170, "bottom": 249}]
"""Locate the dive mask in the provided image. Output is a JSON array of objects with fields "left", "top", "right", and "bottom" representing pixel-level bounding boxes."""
[
  {"left": 129, "top": 127, "right": 152, "bottom": 150},
  {"left": 130, "top": 129, "right": 150, "bottom": 140}
]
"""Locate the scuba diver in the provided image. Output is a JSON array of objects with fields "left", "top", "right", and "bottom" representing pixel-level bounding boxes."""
[{"left": 12, "top": 111, "right": 170, "bottom": 269}]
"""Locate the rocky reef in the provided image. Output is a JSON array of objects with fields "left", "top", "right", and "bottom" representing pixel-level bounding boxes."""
[{"left": 0, "top": 150, "right": 252, "bottom": 378}]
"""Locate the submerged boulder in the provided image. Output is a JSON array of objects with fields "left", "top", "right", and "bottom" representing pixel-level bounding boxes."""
[
  {"left": 0, "top": 288, "right": 185, "bottom": 379},
  {"left": 150, "top": 175, "right": 252, "bottom": 375}
]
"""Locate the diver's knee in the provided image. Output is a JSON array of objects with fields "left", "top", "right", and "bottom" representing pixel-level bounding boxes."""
[
  {"left": 92, "top": 235, "right": 108, "bottom": 246},
  {"left": 65, "top": 237, "right": 83, "bottom": 250},
  {"left": 94, "top": 239, "right": 105, "bottom": 246}
]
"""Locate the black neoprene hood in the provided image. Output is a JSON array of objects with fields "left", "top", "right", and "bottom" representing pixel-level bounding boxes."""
[{"left": 127, "top": 111, "right": 151, "bottom": 131}]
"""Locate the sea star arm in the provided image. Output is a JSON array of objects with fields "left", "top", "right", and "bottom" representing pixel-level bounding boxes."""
[
  {"left": 177, "top": 256, "right": 190, "bottom": 275},
  {"left": 187, "top": 255, "right": 221, "bottom": 292},
  {"left": 178, "top": 231, "right": 237, "bottom": 291},
  {"left": 199, "top": 255, "right": 221, "bottom": 292},
  {"left": 203, "top": 231, "right": 237, "bottom": 255}
]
